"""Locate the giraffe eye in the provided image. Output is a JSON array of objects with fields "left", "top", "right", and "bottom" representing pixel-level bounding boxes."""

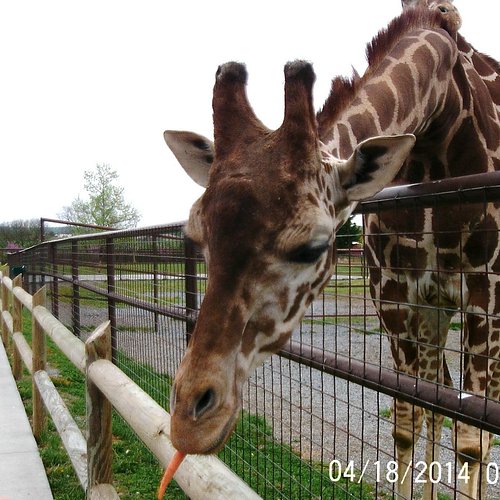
[{"left": 287, "top": 241, "right": 330, "bottom": 264}]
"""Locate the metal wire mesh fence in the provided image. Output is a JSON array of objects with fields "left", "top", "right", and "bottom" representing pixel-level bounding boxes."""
[{"left": 7, "top": 172, "right": 500, "bottom": 499}]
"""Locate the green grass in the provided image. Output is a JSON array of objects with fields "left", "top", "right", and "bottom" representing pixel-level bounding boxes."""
[
  {"left": 50, "top": 259, "right": 367, "bottom": 316},
  {"left": 220, "top": 412, "right": 376, "bottom": 499},
  {"left": 50, "top": 260, "right": 206, "bottom": 281},
  {"left": 335, "top": 264, "right": 365, "bottom": 276},
  {"left": 54, "top": 274, "right": 208, "bottom": 309},
  {"left": 323, "top": 278, "right": 368, "bottom": 296},
  {"left": 379, "top": 407, "right": 392, "bottom": 419}
]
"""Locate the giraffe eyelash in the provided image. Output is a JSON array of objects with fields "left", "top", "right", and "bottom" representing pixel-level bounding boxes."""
[{"left": 286, "top": 241, "right": 330, "bottom": 264}]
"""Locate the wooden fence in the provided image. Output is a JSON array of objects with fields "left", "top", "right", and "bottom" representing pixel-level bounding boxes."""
[{"left": 0, "top": 265, "right": 261, "bottom": 499}]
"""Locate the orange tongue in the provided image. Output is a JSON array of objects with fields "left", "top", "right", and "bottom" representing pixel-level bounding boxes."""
[{"left": 157, "top": 450, "right": 186, "bottom": 499}]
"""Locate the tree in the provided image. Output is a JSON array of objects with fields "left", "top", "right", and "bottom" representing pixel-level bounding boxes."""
[
  {"left": 59, "top": 164, "right": 140, "bottom": 230},
  {"left": 0, "top": 219, "right": 41, "bottom": 249},
  {"left": 336, "top": 215, "right": 362, "bottom": 249}
]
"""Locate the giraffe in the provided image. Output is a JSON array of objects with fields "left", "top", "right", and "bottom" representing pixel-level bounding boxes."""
[
  {"left": 163, "top": 7, "right": 500, "bottom": 499},
  {"left": 317, "top": 7, "right": 499, "bottom": 500}
]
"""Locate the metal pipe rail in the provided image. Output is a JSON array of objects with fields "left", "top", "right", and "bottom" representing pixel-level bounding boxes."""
[
  {"left": 356, "top": 171, "right": 500, "bottom": 213},
  {"left": 280, "top": 340, "right": 500, "bottom": 436}
]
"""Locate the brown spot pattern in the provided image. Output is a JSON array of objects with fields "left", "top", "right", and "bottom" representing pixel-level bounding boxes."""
[
  {"left": 463, "top": 214, "right": 499, "bottom": 268},
  {"left": 365, "top": 81, "right": 396, "bottom": 130},
  {"left": 392, "top": 63, "right": 416, "bottom": 123},
  {"left": 390, "top": 244, "right": 427, "bottom": 277},
  {"left": 447, "top": 117, "right": 488, "bottom": 176}
]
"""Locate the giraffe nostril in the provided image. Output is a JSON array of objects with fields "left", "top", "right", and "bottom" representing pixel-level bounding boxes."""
[
  {"left": 438, "top": 5, "right": 449, "bottom": 13},
  {"left": 193, "top": 388, "right": 215, "bottom": 420}
]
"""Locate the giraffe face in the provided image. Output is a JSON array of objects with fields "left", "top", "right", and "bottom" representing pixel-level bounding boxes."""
[
  {"left": 169, "top": 154, "right": 336, "bottom": 454},
  {"left": 164, "top": 61, "right": 415, "bottom": 455}
]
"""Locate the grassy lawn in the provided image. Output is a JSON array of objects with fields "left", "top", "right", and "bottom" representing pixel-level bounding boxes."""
[
  {"left": 50, "top": 260, "right": 206, "bottom": 280},
  {"left": 221, "top": 412, "right": 377, "bottom": 499},
  {"left": 323, "top": 278, "right": 368, "bottom": 296},
  {"left": 49, "top": 258, "right": 369, "bottom": 316},
  {"left": 54, "top": 273, "right": 208, "bottom": 309}
]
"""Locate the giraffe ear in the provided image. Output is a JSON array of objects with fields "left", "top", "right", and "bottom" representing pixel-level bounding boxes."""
[
  {"left": 339, "top": 134, "right": 415, "bottom": 202},
  {"left": 164, "top": 130, "right": 214, "bottom": 188}
]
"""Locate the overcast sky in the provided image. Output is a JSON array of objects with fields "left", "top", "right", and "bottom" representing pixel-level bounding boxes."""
[{"left": 1, "top": 1, "right": 498, "bottom": 227}]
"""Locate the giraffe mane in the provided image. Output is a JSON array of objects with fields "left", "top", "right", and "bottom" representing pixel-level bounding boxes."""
[
  {"left": 317, "top": 8, "right": 450, "bottom": 140},
  {"left": 482, "top": 52, "right": 500, "bottom": 76},
  {"left": 457, "top": 33, "right": 500, "bottom": 76}
]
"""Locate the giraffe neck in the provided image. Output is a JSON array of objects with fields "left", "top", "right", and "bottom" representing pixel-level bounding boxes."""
[{"left": 318, "top": 9, "right": 500, "bottom": 183}]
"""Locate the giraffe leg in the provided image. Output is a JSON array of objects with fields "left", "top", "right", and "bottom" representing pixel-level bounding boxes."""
[
  {"left": 417, "top": 312, "right": 451, "bottom": 500},
  {"left": 454, "top": 421, "right": 490, "bottom": 499},
  {"left": 453, "top": 310, "right": 499, "bottom": 499},
  {"left": 393, "top": 399, "right": 424, "bottom": 499},
  {"left": 387, "top": 316, "right": 423, "bottom": 499},
  {"left": 481, "top": 346, "right": 500, "bottom": 498},
  {"left": 481, "top": 436, "right": 494, "bottom": 498},
  {"left": 423, "top": 409, "right": 445, "bottom": 499}
]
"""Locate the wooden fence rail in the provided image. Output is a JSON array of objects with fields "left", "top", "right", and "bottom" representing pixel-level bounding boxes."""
[{"left": 0, "top": 265, "right": 261, "bottom": 500}]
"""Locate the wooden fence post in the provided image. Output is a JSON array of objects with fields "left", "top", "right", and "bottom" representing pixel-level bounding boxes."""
[
  {"left": 1, "top": 269, "right": 9, "bottom": 346},
  {"left": 86, "top": 321, "right": 113, "bottom": 495},
  {"left": 12, "top": 274, "right": 23, "bottom": 379},
  {"left": 32, "top": 286, "right": 47, "bottom": 440}
]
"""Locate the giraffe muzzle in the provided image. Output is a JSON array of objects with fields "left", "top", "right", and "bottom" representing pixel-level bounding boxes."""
[{"left": 169, "top": 347, "right": 244, "bottom": 454}]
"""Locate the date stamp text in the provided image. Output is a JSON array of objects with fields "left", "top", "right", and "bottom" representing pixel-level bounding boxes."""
[{"left": 328, "top": 460, "right": 500, "bottom": 485}]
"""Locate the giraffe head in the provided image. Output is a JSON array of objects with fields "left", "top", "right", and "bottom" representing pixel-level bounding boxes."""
[
  {"left": 401, "top": 0, "right": 462, "bottom": 32},
  {"left": 164, "top": 61, "right": 415, "bottom": 455}
]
